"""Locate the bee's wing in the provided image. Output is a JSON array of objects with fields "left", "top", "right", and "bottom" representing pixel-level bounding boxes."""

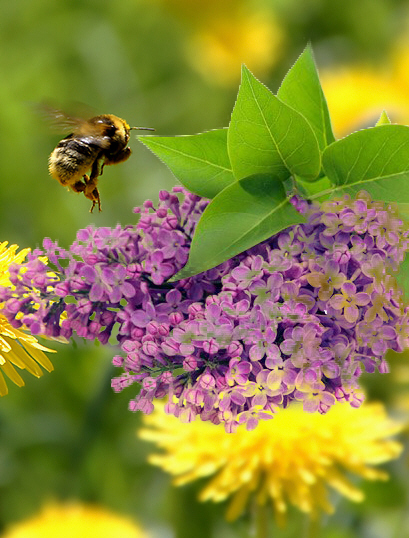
[
  {"left": 37, "top": 103, "right": 111, "bottom": 150},
  {"left": 36, "top": 104, "right": 84, "bottom": 132},
  {"left": 36, "top": 103, "right": 107, "bottom": 137}
]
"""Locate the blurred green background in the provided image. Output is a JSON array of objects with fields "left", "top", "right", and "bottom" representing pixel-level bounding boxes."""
[{"left": 1, "top": 0, "right": 409, "bottom": 536}]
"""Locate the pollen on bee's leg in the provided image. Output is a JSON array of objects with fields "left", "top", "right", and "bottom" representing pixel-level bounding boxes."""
[{"left": 71, "top": 180, "right": 86, "bottom": 193}]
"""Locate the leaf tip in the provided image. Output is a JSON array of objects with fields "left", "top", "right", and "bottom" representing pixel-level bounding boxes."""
[
  {"left": 136, "top": 134, "right": 157, "bottom": 144},
  {"left": 375, "top": 110, "right": 392, "bottom": 126},
  {"left": 304, "top": 41, "right": 314, "bottom": 55},
  {"left": 169, "top": 266, "right": 195, "bottom": 282},
  {"left": 240, "top": 63, "right": 252, "bottom": 79}
]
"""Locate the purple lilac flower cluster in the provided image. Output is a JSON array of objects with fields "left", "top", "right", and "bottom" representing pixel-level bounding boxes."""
[{"left": 1, "top": 188, "right": 408, "bottom": 431}]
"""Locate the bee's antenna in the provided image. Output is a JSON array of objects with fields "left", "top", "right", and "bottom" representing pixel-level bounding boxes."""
[{"left": 130, "top": 126, "right": 155, "bottom": 131}]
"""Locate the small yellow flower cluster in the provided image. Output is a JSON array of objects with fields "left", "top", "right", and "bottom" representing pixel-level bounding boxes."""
[
  {"left": 1, "top": 502, "right": 149, "bottom": 538},
  {"left": 139, "top": 401, "right": 403, "bottom": 524},
  {"left": 0, "top": 241, "right": 55, "bottom": 395}
]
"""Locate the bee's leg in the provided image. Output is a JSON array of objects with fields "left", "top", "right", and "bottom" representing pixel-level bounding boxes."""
[
  {"left": 89, "top": 158, "right": 101, "bottom": 182},
  {"left": 71, "top": 179, "right": 86, "bottom": 193},
  {"left": 83, "top": 180, "right": 101, "bottom": 212},
  {"left": 83, "top": 161, "right": 102, "bottom": 212},
  {"left": 88, "top": 187, "right": 101, "bottom": 212},
  {"left": 83, "top": 184, "right": 101, "bottom": 212},
  {"left": 80, "top": 159, "right": 101, "bottom": 209},
  {"left": 103, "top": 147, "right": 132, "bottom": 166},
  {"left": 89, "top": 194, "right": 99, "bottom": 213}
]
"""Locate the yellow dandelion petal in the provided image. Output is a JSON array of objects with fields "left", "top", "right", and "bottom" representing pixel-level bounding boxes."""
[
  {"left": 0, "top": 242, "right": 30, "bottom": 287},
  {"left": 0, "top": 360, "right": 25, "bottom": 392},
  {"left": 0, "top": 369, "right": 9, "bottom": 395},
  {"left": 0, "top": 315, "right": 56, "bottom": 395},
  {"left": 139, "top": 402, "right": 403, "bottom": 523},
  {"left": 2, "top": 502, "right": 149, "bottom": 538},
  {"left": 5, "top": 340, "right": 45, "bottom": 375},
  {"left": 15, "top": 337, "right": 55, "bottom": 371},
  {"left": 0, "top": 336, "right": 12, "bottom": 355}
]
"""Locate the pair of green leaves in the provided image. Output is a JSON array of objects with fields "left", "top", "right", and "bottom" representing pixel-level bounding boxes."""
[{"left": 139, "top": 46, "right": 409, "bottom": 281}]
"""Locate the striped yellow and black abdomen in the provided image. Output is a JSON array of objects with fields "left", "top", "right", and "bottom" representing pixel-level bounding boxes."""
[{"left": 48, "top": 136, "right": 102, "bottom": 186}]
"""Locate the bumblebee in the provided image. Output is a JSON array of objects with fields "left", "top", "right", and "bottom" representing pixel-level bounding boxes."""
[{"left": 47, "top": 109, "right": 154, "bottom": 212}]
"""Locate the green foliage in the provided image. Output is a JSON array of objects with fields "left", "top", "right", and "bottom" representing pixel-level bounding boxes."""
[
  {"left": 227, "top": 65, "right": 321, "bottom": 182},
  {"left": 140, "top": 129, "right": 235, "bottom": 199},
  {"left": 144, "top": 45, "right": 409, "bottom": 285},
  {"left": 396, "top": 254, "right": 409, "bottom": 302},
  {"left": 322, "top": 125, "right": 409, "bottom": 202},
  {"left": 174, "top": 174, "right": 305, "bottom": 279},
  {"left": 277, "top": 44, "right": 335, "bottom": 151}
]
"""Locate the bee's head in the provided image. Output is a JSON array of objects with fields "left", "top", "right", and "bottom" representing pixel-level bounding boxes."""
[{"left": 90, "top": 115, "right": 154, "bottom": 149}]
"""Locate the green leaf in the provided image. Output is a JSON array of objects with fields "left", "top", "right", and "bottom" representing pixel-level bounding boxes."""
[
  {"left": 227, "top": 65, "right": 321, "bottom": 182},
  {"left": 397, "top": 203, "right": 409, "bottom": 223},
  {"left": 321, "top": 125, "right": 409, "bottom": 202},
  {"left": 172, "top": 173, "right": 305, "bottom": 280},
  {"left": 296, "top": 175, "right": 332, "bottom": 200},
  {"left": 277, "top": 45, "right": 335, "bottom": 151},
  {"left": 138, "top": 129, "right": 235, "bottom": 199},
  {"left": 375, "top": 110, "right": 391, "bottom": 126},
  {"left": 396, "top": 254, "right": 409, "bottom": 304}
]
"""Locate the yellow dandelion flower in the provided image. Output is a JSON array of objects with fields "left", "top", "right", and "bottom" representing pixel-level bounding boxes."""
[
  {"left": 139, "top": 402, "right": 403, "bottom": 524},
  {"left": 1, "top": 502, "right": 149, "bottom": 538},
  {"left": 0, "top": 241, "right": 55, "bottom": 396}
]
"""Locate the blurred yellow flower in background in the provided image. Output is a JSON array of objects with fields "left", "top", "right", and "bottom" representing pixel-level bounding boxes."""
[
  {"left": 184, "top": 8, "right": 284, "bottom": 86},
  {"left": 0, "top": 241, "right": 54, "bottom": 396},
  {"left": 150, "top": 0, "right": 285, "bottom": 86},
  {"left": 139, "top": 402, "right": 403, "bottom": 525},
  {"left": 321, "top": 38, "right": 409, "bottom": 137},
  {"left": 1, "top": 502, "right": 149, "bottom": 538}
]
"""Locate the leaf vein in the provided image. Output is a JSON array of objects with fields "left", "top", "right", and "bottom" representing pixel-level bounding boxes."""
[{"left": 146, "top": 141, "right": 232, "bottom": 173}]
